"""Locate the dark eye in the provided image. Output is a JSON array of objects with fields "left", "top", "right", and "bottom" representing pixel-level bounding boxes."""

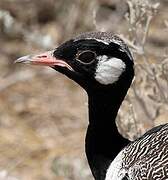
[{"left": 77, "top": 50, "right": 96, "bottom": 64}]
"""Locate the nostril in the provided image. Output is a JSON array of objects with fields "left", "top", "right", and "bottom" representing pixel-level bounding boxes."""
[{"left": 38, "top": 55, "right": 47, "bottom": 58}]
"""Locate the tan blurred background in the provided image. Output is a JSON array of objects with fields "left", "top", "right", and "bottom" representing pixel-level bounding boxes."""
[{"left": 0, "top": 0, "right": 168, "bottom": 179}]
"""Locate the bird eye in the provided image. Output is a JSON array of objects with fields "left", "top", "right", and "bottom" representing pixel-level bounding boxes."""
[{"left": 77, "top": 50, "right": 96, "bottom": 64}]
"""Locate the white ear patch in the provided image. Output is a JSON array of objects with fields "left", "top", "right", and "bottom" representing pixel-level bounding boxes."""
[{"left": 95, "top": 56, "right": 126, "bottom": 85}]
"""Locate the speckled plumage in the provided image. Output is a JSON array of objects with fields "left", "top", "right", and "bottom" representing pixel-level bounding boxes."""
[
  {"left": 74, "top": 32, "right": 133, "bottom": 61},
  {"left": 123, "top": 123, "right": 168, "bottom": 179},
  {"left": 106, "top": 124, "right": 168, "bottom": 180}
]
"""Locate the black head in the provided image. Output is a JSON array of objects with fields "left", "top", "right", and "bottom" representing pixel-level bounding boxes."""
[
  {"left": 15, "top": 32, "right": 134, "bottom": 180},
  {"left": 15, "top": 32, "right": 134, "bottom": 92}
]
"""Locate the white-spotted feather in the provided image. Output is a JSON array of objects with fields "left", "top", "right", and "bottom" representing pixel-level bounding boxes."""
[{"left": 95, "top": 56, "right": 126, "bottom": 85}]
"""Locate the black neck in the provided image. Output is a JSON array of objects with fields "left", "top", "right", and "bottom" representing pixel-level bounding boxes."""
[{"left": 85, "top": 81, "right": 131, "bottom": 180}]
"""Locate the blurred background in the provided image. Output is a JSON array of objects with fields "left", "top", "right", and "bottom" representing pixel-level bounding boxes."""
[{"left": 0, "top": 0, "right": 168, "bottom": 179}]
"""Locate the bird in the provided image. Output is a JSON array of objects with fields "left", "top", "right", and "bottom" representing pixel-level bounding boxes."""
[{"left": 15, "top": 31, "right": 168, "bottom": 180}]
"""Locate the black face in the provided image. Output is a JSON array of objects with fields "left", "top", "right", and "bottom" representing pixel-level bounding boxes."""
[
  {"left": 53, "top": 39, "right": 101, "bottom": 78},
  {"left": 52, "top": 36, "right": 134, "bottom": 90}
]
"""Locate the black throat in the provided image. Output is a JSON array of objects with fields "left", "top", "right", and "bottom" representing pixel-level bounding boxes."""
[{"left": 85, "top": 74, "right": 132, "bottom": 180}]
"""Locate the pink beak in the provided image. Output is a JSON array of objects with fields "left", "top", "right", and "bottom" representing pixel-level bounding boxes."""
[{"left": 14, "top": 50, "right": 73, "bottom": 71}]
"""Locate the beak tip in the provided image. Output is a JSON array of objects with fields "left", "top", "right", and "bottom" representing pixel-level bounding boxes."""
[
  {"left": 14, "top": 55, "right": 31, "bottom": 64},
  {"left": 14, "top": 59, "right": 20, "bottom": 64}
]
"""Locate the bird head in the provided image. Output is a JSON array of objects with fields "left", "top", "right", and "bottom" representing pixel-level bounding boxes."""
[{"left": 15, "top": 32, "right": 134, "bottom": 92}]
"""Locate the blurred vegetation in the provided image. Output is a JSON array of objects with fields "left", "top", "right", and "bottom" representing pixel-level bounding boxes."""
[{"left": 0, "top": 0, "right": 168, "bottom": 179}]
